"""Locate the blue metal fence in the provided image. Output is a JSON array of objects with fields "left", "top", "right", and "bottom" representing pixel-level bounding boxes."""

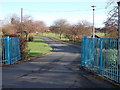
[
  {"left": 0, "top": 36, "right": 21, "bottom": 64},
  {"left": 81, "top": 36, "right": 120, "bottom": 83},
  {"left": 0, "top": 38, "right": 3, "bottom": 64}
]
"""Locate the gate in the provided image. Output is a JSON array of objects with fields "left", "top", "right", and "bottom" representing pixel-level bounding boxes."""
[
  {"left": 81, "top": 36, "right": 120, "bottom": 83},
  {"left": 0, "top": 36, "right": 21, "bottom": 64}
]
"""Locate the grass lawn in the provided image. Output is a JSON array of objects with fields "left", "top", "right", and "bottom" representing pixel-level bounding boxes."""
[
  {"left": 28, "top": 37, "right": 52, "bottom": 57},
  {"left": 39, "top": 33, "right": 68, "bottom": 40},
  {"left": 95, "top": 33, "right": 105, "bottom": 37},
  {"left": 0, "top": 32, "right": 3, "bottom": 37},
  {"left": 39, "top": 33, "right": 81, "bottom": 45}
]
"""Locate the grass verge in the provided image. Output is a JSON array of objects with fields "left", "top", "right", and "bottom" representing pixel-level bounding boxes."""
[{"left": 28, "top": 37, "right": 52, "bottom": 57}]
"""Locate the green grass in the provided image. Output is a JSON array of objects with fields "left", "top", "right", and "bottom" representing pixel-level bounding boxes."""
[
  {"left": 95, "top": 33, "right": 105, "bottom": 37},
  {"left": 28, "top": 37, "right": 52, "bottom": 57},
  {"left": 0, "top": 32, "right": 3, "bottom": 37},
  {"left": 39, "top": 33, "right": 81, "bottom": 45},
  {"left": 39, "top": 33, "right": 67, "bottom": 40}
]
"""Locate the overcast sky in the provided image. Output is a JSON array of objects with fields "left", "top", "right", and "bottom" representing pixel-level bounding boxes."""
[{"left": 0, "top": 0, "right": 118, "bottom": 27}]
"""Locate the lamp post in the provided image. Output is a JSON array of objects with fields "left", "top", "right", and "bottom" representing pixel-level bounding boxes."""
[{"left": 91, "top": 5, "right": 96, "bottom": 38}]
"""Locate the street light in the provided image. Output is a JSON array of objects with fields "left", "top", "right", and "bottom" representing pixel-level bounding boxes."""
[{"left": 91, "top": 5, "right": 96, "bottom": 38}]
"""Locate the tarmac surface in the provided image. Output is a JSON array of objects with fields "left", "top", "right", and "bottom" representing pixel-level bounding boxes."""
[{"left": 2, "top": 36, "right": 117, "bottom": 88}]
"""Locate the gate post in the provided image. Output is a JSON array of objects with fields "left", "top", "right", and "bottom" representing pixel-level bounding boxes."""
[
  {"left": 4, "top": 36, "right": 11, "bottom": 64},
  {"left": 83, "top": 36, "right": 88, "bottom": 67},
  {"left": 99, "top": 38, "right": 103, "bottom": 75}
]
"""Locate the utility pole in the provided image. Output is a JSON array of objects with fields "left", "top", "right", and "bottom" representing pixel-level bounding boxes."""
[
  {"left": 91, "top": 5, "right": 96, "bottom": 38},
  {"left": 20, "top": 8, "right": 23, "bottom": 36},
  {"left": 117, "top": 2, "right": 120, "bottom": 65},
  {"left": 21, "top": 8, "right": 23, "bottom": 23}
]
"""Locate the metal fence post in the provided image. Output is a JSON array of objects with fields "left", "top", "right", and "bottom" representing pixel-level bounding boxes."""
[
  {"left": 92, "top": 37, "right": 95, "bottom": 68},
  {"left": 0, "top": 38, "right": 2, "bottom": 63},
  {"left": 17, "top": 37, "right": 21, "bottom": 60},
  {"left": 4, "top": 36, "right": 11, "bottom": 64},
  {"left": 83, "top": 36, "right": 88, "bottom": 67},
  {"left": 99, "top": 38, "right": 103, "bottom": 75}
]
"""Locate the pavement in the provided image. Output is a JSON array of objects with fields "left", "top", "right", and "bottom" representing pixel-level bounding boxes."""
[{"left": 2, "top": 36, "right": 117, "bottom": 88}]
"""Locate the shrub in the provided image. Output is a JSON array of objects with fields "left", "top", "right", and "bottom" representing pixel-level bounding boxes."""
[
  {"left": 102, "top": 49, "right": 118, "bottom": 67},
  {"left": 20, "top": 38, "right": 30, "bottom": 60},
  {"left": 28, "top": 36, "right": 34, "bottom": 42}
]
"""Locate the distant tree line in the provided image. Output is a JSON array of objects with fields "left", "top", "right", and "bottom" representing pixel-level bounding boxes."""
[
  {"left": 50, "top": 19, "right": 92, "bottom": 42},
  {"left": 1, "top": 14, "right": 93, "bottom": 42}
]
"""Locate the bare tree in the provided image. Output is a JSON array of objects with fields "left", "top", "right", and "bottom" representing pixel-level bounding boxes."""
[
  {"left": 52, "top": 19, "right": 69, "bottom": 39},
  {"left": 2, "top": 24, "right": 17, "bottom": 34},
  {"left": 2, "top": 14, "right": 48, "bottom": 38},
  {"left": 64, "top": 21, "right": 92, "bottom": 42},
  {"left": 103, "top": 1, "right": 118, "bottom": 37},
  {"left": 33, "top": 21, "right": 49, "bottom": 33}
]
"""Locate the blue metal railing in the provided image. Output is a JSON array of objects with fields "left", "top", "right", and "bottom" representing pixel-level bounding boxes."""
[
  {"left": 0, "top": 36, "right": 21, "bottom": 64},
  {"left": 0, "top": 38, "right": 3, "bottom": 64},
  {"left": 81, "top": 36, "right": 120, "bottom": 83}
]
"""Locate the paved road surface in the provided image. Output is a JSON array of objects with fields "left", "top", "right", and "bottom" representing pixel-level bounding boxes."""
[{"left": 2, "top": 36, "right": 117, "bottom": 88}]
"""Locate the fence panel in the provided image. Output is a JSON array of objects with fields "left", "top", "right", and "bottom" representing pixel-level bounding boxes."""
[
  {"left": 10, "top": 37, "right": 21, "bottom": 64},
  {"left": 0, "top": 36, "right": 21, "bottom": 64},
  {"left": 81, "top": 36, "right": 120, "bottom": 83}
]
